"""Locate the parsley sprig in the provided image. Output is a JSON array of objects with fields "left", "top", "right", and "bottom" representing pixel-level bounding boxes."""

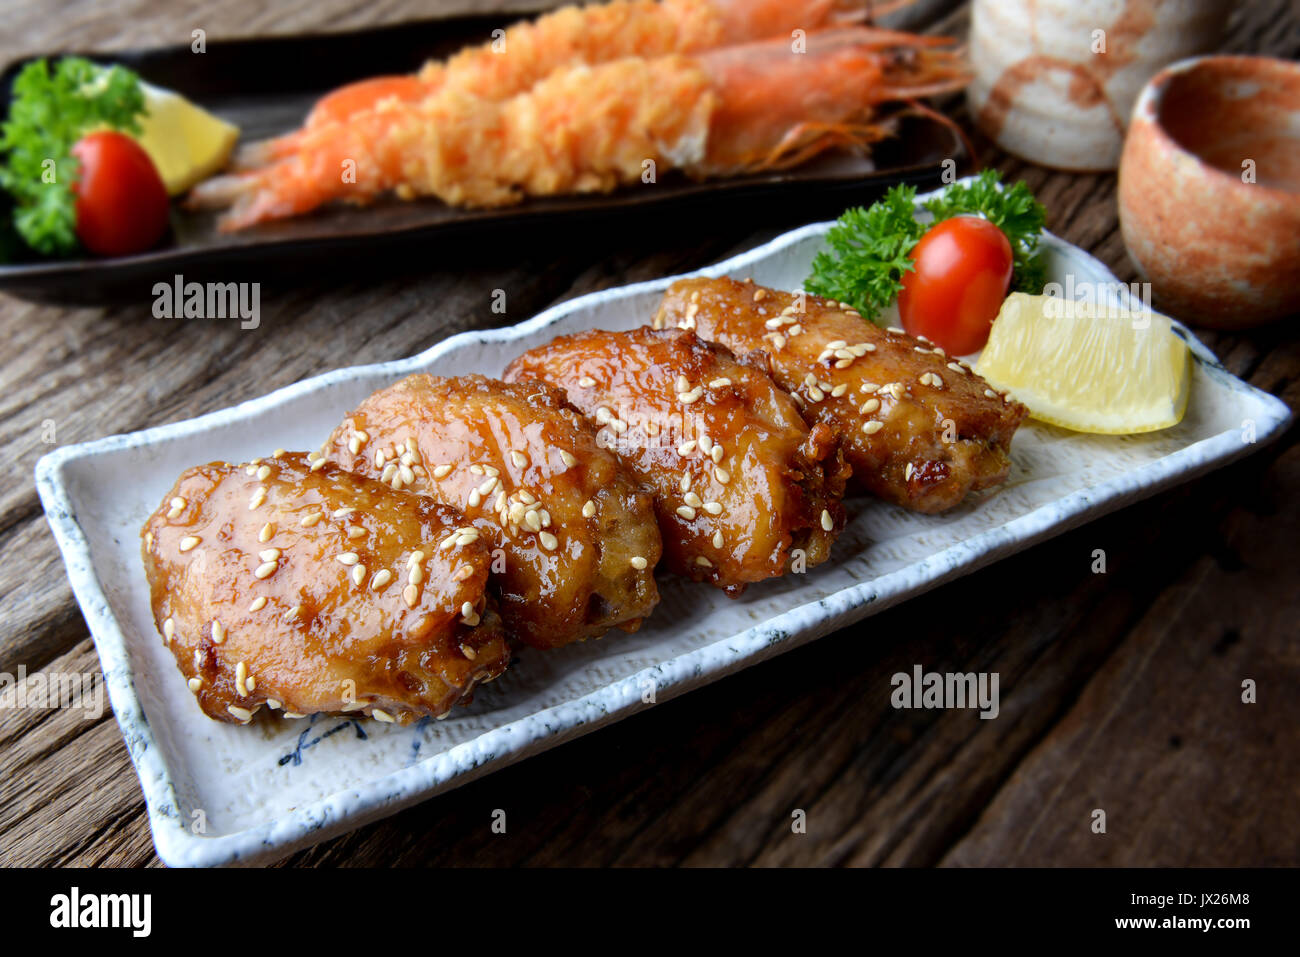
[
  {"left": 806, "top": 171, "right": 1048, "bottom": 321},
  {"left": 0, "top": 57, "right": 145, "bottom": 257}
]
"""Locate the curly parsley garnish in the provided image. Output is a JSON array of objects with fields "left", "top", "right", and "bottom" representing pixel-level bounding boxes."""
[
  {"left": 806, "top": 170, "right": 1048, "bottom": 321},
  {"left": 0, "top": 57, "right": 145, "bottom": 257}
]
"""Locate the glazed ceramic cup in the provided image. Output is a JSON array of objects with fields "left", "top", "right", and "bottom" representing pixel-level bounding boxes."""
[
  {"left": 1119, "top": 55, "right": 1300, "bottom": 327},
  {"left": 967, "top": 0, "right": 1232, "bottom": 171}
]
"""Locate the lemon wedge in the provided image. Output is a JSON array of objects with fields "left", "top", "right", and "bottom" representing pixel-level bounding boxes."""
[
  {"left": 130, "top": 82, "right": 239, "bottom": 196},
  {"left": 975, "top": 292, "right": 1191, "bottom": 434}
]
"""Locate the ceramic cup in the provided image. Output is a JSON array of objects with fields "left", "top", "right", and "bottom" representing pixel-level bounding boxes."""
[
  {"left": 1118, "top": 55, "right": 1300, "bottom": 327},
  {"left": 967, "top": 0, "right": 1232, "bottom": 171}
]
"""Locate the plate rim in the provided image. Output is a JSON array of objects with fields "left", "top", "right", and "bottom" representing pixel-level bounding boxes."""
[{"left": 34, "top": 187, "right": 1294, "bottom": 866}]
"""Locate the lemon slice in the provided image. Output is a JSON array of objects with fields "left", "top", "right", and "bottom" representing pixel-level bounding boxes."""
[
  {"left": 130, "top": 82, "right": 240, "bottom": 196},
  {"left": 975, "top": 292, "right": 1191, "bottom": 434}
]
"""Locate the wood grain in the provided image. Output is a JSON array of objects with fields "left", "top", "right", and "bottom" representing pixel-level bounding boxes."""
[{"left": 0, "top": 0, "right": 1295, "bottom": 868}]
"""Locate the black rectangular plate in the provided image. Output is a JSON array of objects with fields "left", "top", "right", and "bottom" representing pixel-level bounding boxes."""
[{"left": 0, "top": 9, "right": 964, "bottom": 304}]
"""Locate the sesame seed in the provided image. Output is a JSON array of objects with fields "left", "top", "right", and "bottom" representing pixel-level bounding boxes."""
[
  {"left": 249, "top": 596, "right": 267, "bottom": 612},
  {"left": 273, "top": 448, "right": 286, "bottom": 458},
  {"left": 187, "top": 678, "right": 201, "bottom": 692},
  {"left": 887, "top": 326, "right": 905, "bottom": 334},
  {"left": 560, "top": 450, "right": 577, "bottom": 468},
  {"left": 236, "top": 661, "right": 249, "bottom": 696},
  {"left": 249, "top": 487, "right": 267, "bottom": 510},
  {"left": 539, "top": 531, "right": 558, "bottom": 551},
  {"left": 703, "top": 501, "right": 723, "bottom": 515},
  {"left": 863, "top": 420, "right": 885, "bottom": 435},
  {"left": 409, "top": 564, "right": 423, "bottom": 586},
  {"left": 696, "top": 556, "right": 713, "bottom": 568},
  {"left": 753, "top": 288, "right": 767, "bottom": 302},
  {"left": 333, "top": 507, "right": 355, "bottom": 519},
  {"left": 163, "top": 617, "right": 175, "bottom": 641},
  {"left": 259, "top": 548, "right": 281, "bottom": 562},
  {"left": 630, "top": 556, "right": 648, "bottom": 570},
  {"left": 211, "top": 620, "right": 225, "bottom": 644},
  {"left": 179, "top": 535, "right": 201, "bottom": 552},
  {"left": 477, "top": 477, "right": 498, "bottom": 496},
  {"left": 372, "top": 709, "right": 394, "bottom": 723},
  {"left": 821, "top": 509, "right": 834, "bottom": 532},
  {"left": 432, "top": 464, "right": 453, "bottom": 479},
  {"left": 675, "top": 374, "right": 690, "bottom": 393},
  {"left": 676, "top": 505, "right": 697, "bottom": 521},
  {"left": 860, "top": 382, "right": 880, "bottom": 393},
  {"left": 831, "top": 384, "right": 848, "bottom": 397},
  {"left": 399, "top": 465, "right": 416, "bottom": 485},
  {"left": 309, "top": 458, "right": 326, "bottom": 472},
  {"left": 714, "top": 467, "right": 730, "bottom": 484},
  {"left": 525, "top": 509, "right": 542, "bottom": 532},
  {"left": 254, "top": 561, "right": 278, "bottom": 579},
  {"left": 258, "top": 522, "right": 275, "bottom": 543},
  {"left": 788, "top": 324, "right": 802, "bottom": 336},
  {"left": 679, "top": 387, "right": 704, "bottom": 404},
  {"left": 347, "top": 525, "right": 366, "bottom": 540},
  {"left": 307, "top": 452, "right": 321, "bottom": 463},
  {"left": 300, "top": 512, "right": 323, "bottom": 527},
  {"left": 582, "top": 500, "right": 596, "bottom": 518},
  {"left": 266, "top": 698, "right": 281, "bottom": 710},
  {"left": 947, "top": 362, "right": 967, "bottom": 374},
  {"left": 677, "top": 440, "right": 697, "bottom": 456},
  {"left": 351, "top": 564, "right": 367, "bottom": 586},
  {"left": 712, "top": 530, "right": 724, "bottom": 549},
  {"left": 227, "top": 705, "right": 253, "bottom": 723},
  {"left": 286, "top": 605, "right": 302, "bottom": 620},
  {"left": 283, "top": 712, "right": 306, "bottom": 719},
  {"left": 578, "top": 376, "right": 597, "bottom": 388},
  {"left": 256, "top": 465, "right": 272, "bottom": 481},
  {"left": 860, "top": 398, "right": 881, "bottom": 414},
  {"left": 467, "top": 489, "right": 482, "bottom": 508},
  {"left": 710, "top": 445, "right": 724, "bottom": 463},
  {"left": 403, "top": 584, "right": 418, "bottom": 607},
  {"left": 905, "top": 463, "right": 915, "bottom": 481},
  {"left": 336, "top": 552, "right": 359, "bottom": 566},
  {"left": 348, "top": 437, "right": 361, "bottom": 455},
  {"left": 708, "top": 377, "right": 732, "bottom": 388},
  {"left": 827, "top": 339, "right": 847, "bottom": 350},
  {"left": 808, "top": 386, "right": 825, "bottom": 402},
  {"left": 453, "top": 565, "right": 474, "bottom": 581},
  {"left": 167, "top": 497, "right": 186, "bottom": 519},
  {"left": 985, "top": 389, "right": 999, "bottom": 399}
]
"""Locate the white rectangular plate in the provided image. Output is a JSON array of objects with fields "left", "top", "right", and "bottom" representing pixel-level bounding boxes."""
[{"left": 36, "top": 187, "right": 1291, "bottom": 866}]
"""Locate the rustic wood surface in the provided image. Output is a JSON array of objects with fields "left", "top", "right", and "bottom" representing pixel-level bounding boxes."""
[{"left": 0, "top": 0, "right": 1296, "bottom": 868}]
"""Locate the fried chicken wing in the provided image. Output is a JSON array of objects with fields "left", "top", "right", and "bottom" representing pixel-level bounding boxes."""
[
  {"left": 653, "top": 277, "right": 1028, "bottom": 513},
  {"left": 504, "top": 326, "right": 848, "bottom": 594},
  {"left": 321, "top": 374, "right": 661, "bottom": 649},
  {"left": 141, "top": 452, "right": 508, "bottom": 725}
]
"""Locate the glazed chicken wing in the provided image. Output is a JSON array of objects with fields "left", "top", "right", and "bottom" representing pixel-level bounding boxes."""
[
  {"left": 653, "top": 277, "right": 1028, "bottom": 513},
  {"left": 321, "top": 374, "right": 661, "bottom": 649},
  {"left": 141, "top": 452, "right": 508, "bottom": 725},
  {"left": 504, "top": 326, "right": 848, "bottom": 594}
]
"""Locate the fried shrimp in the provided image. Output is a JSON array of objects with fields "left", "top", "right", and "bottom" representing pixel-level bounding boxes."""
[
  {"left": 141, "top": 452, "right": 508, "bottom": 725},
  {"left": 321, "top": 374, "right": 661, "bottom": 649},
  {"left": 653, "top": 277, "right": 1028, "bottom": 513},
  {"left": 192, "top": 28, "right": 966, "bottom": 230},
  {"left": 236, "top": 0, "right": 882, "bottom": 168},
  {"left": 504, "top": 326, "right": 848, "bottom": 594}
]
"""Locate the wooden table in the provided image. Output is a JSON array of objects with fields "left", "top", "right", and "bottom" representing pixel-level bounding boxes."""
[{"left": 1, "top": 0, "right": 1296, "bottom": 868}]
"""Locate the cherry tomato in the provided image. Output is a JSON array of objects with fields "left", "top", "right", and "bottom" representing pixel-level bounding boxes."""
[
  {"left": 897, "top": 215, "right": 1014, "bottom": 355},
  {"left": 71, "top": 130, "right": 170, "bottom": 257}
]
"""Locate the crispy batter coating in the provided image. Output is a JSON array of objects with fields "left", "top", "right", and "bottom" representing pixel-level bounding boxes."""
[
  {"left": 654, "top": 277, "right": 1028, "bottom": 513},
  {"left": 141, "top": 452, "right": 508, "bottom": 726},
  {"left": 322, "top": 374, "right": 661, "bottom": 649},
  {"left": 504, "top": 326, "right": 847, "bottom": 594}
]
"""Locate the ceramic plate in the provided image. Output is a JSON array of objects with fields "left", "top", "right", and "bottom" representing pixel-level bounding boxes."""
[
  {"left": 0, "top": 9, "right": 960, "bottom": 304},
  {"left": 35, "top": 184, "right": 1292, "bottom": 866}
]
